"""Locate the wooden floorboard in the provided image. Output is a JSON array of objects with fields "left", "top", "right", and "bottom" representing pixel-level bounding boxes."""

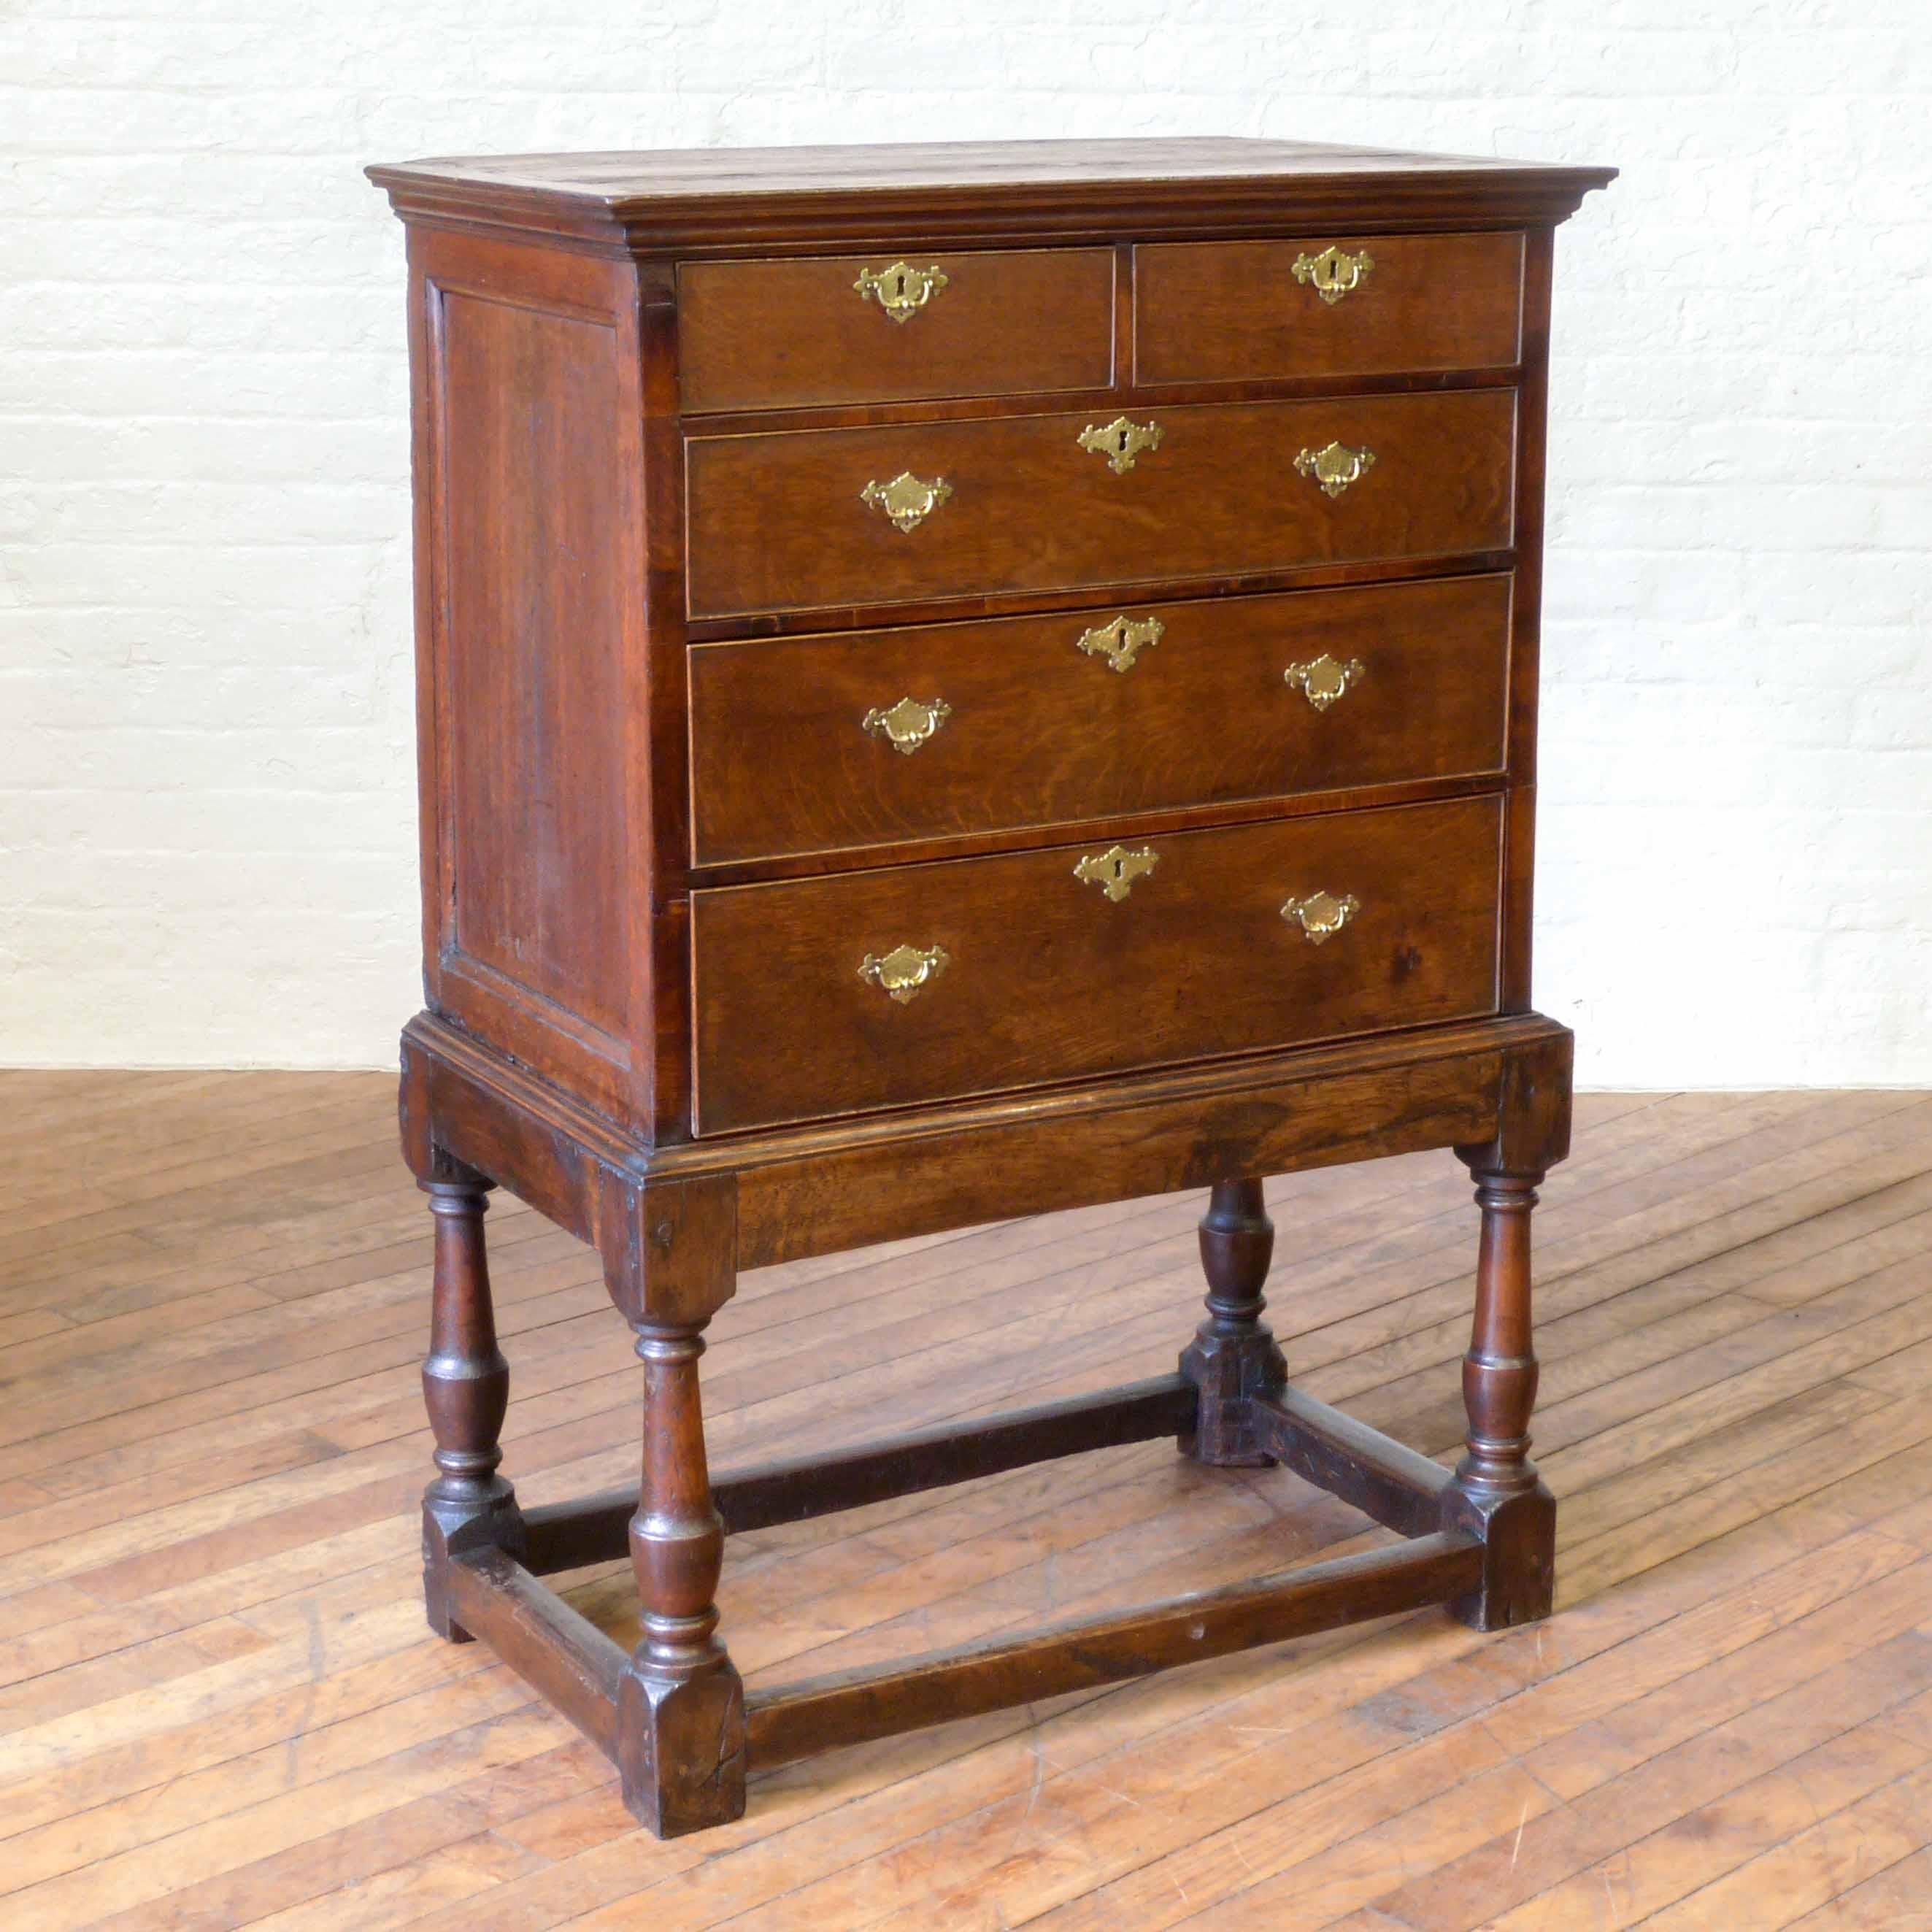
[{"left": 1, "top": 1074, "right": 1929, "bottom": 1928}]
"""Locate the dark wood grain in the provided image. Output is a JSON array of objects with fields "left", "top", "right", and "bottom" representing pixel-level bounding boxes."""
[
  {"left": 679, "top": 247, "right": 1115, "bottom": 412},
  {"left": 681, "top": 366, "right": 1520, "bottom": 445},
  {"left": 404, "top": 1007, "right": 1555, "bottom": 1276},
  {"left": 626, "top": 257, "right": 696, "bottom": 1145},
  {"left": 1180, "top": 1178, "right": 1287, "bottom": 1466},
  {"left": 1136, "top": 231, "right": 1525, "bottom": 385},
  {"left": 436, "top": 290, "right": 630, "bottom": 1039},
  {"left": 1250, "top": 1385, "right": 1454, "bottom": 1536},
  {"left": 1441, "top": 1158, "right": 1557, "bottom": 1631},
  {"left": 618, "top": 1307, "right": 746, "bottom": 1834},
  {"left": 685, "top": 547, "right": 1521, "bottom": 648},
  {"left": 520, "top": 1374, "right": 1197, "bottom": 1574},
  {"left": 374, "top": 134, "right": 1606, "bottom": 1837},
  {"left": 686, "top": 388, "right": 1517, "bottom": 619},
  {"left": 745, "top": 1531, "right": 1484, "bottom": 1769},
  {"left": 688, "top": 574, "right": 1512, "bottom": 866},
  {"left": 688, "top": 771, "right": 1513, "bottom": 890},
  {"left": 444, "top": 1549, "right": 626, "bottom": 1758},
  {"left": 1501, "top": 226, "right": 1555, "bottom": 1013},
  {"left": 404, "top": 228, "right": 642, "bottom": 1123},
  {"left": 417, "top": 1171, "right": 519, "bottom": 1640},
  {"left": 691, "top": 795, "right": 1505, "bottom": 1133},
  {"left": 366, "top": 136, "right": 1617, "bottom": 254}
]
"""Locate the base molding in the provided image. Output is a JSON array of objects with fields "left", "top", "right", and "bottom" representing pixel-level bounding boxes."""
[{"left": 401, "top": 1008, "right": 1569, "bottom": 1315}]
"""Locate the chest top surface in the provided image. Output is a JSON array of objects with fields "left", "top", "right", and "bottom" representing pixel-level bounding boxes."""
[{"left": 367, "top": 136, "right": 1613, "bottom": 248}]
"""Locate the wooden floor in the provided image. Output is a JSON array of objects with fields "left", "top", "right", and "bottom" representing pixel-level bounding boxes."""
[{"left": 2, "top": 1079, "right": 1931, "bottom": 1928}]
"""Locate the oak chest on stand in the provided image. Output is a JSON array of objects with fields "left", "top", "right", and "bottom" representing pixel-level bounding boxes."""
[{"left": 368, "top": 136, "right": 1614, "bottom": 1836}]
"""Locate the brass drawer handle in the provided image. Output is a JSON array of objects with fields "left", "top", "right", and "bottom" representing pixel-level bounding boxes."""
[
  {"left": 1074, "top": 844, "right": 1159, "bottom": 902},
  {"left": 859, "top": 943, "right": 950, "bottom": 1004},
  {"left": 853, "top": 260, "right": 948, "bottom": 323},
  {"left": 862, "top": 695, "right": 950, "bottom": 755},
  {"left": 1282, "top": 890, "right": 1361, "bottom": 944},
  {"left": 861, "top": 471, "right": 952, "bottom": 533},
  {"left": 1078, "top": 415, "right": 1164, "bottom": 475},
  {"left": 1076, "top": 614, "right": 1164, "bottom": 674},
  {"left": 1292, "top": 245, "right": 1374, "bottom": 305},
  {"left": 1283, "top": 654, "right": 1366, "bottom": 711},
  {"left": 1294, "top": 442, "right": 1376, "bottom": 499}
]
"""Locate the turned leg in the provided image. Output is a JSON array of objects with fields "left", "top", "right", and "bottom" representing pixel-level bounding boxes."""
[
  {"left": 1179, "top": 1178, "right": 1289, "bottom": 1466},
  {"left": 617, "top": 1315, "right": 747, "bottom": 1836},
  {"left": 1440, "top": 1161, "right": 1555, "bottom": 1629},
  {"left": 420, "top": 1168, "right": 522, "bottom": 1642}
]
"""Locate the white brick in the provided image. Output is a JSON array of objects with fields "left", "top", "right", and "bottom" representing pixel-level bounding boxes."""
[{"left": 3, "top": 0, "right": 1928, "bottom": 1083}]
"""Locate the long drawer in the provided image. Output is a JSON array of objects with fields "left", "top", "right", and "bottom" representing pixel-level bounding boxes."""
[
  {"left": 685, "top": 388, "right": 1517, "bottom": 620},
  {"left": 689, "top": 574, "right": 1512, "bottom": 866},
  {"left": 691, "top": 795, "right": 1502, "bottom": 1134}
]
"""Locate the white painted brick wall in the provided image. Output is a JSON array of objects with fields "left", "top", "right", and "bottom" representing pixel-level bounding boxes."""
[{"left": 4, "top": 1, "right": 1929, "bottom": 1084}]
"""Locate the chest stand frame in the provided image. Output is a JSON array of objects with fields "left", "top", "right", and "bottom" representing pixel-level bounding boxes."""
[{"left": 401, "top": 1009, "right": 1571, "bottom": 1839}]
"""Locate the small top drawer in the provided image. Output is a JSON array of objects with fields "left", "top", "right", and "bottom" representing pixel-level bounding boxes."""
[
  {"left": 678, "top": 249, "right": 1116, "bottom": 413},
  {"left": 1136, "top": 233, "right": 1525, "bottom": 385}
]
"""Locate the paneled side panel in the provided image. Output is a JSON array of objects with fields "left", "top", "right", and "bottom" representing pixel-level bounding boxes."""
[{"left": 436, "top": 289, "right": 630, "bottom": 1043}]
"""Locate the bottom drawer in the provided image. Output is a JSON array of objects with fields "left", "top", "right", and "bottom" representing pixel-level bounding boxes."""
[{"left": 692, "top": 795, "right": 1502, "bottom": 1134}]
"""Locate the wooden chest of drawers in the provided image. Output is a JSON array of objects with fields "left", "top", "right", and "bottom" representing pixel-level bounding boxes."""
[{"left": 370, "top": 136, "right": 1612, "bottom": 1836}]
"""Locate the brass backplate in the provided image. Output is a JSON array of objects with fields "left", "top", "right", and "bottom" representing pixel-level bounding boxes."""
[
  {"left": 853, "top": 260, "right": 949, "bottom": 322},
  {"left": 862, "top": 696, "right": 951, "bottom": 754},
  {"left": 1282, "top": 890, "right": 1361, "bottom": 944},
  {"left": 1075, "top": 615, "right": 1165, "bottom": 674},
  {"left": 1293, "top": 442, "right": 1376, "bottom": 500},
  {"left": 1291, "top": 245, "right": 1374, "bottom": 304},
  {"left": 1074, "top": 844, "right": 1161, "bottom": 902},
  {"left": 858, "top": 943, "right": 950, "bottom": 1004},
  {"left": 861, "top": 471, "right": 952, "bottom": 533},
  {"left": 1283, "top": 654, "right": 1367, "bottom": 710},
  {"left": 1078, "top": 416, "right": 1164, "bottom": 475}
]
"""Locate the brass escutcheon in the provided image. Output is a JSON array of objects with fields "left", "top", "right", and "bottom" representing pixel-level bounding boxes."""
[
  {"left": 861, "top": 471, "right": 952, "bottom": 533},
  {"left": 1294, "top": 442, "right": 1376, "bottom": 499},
  {"left": 1283, "top": 654, "right": 1368, "bottom": 711},
  {"left": 1076, "top": 614, "right": 1165, "bottom": 674},
  {"left": 1291, "top": 245, "right": 1374, "bottom": 304},
  {"left": 1282, "top": 890, "right": 1361, "bottom": 944},
  {"left": 1078, "top": 415, "right": 1164, "bottom": 475},
  {"left": 862, "top": 695, "right": 951, "bottom": 755},
  {"left": 1074, "top": 844, "right": 1160, "bottom": 902},
  {"left": 858, "top": 943, "right": 950, "bottom": 1004},
  {"left": 853, "top": 260, "right": 949, "bottom": 323}
]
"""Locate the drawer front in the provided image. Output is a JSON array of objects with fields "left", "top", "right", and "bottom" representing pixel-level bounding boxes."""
[
  {"left": 690, "top": 574, "right": 1512, "bottom": 866},
  {"left": 692, "top": 795, "right": 1502, "bottom": 1134},
  {"left": 1136, "top": 233, "right": 1525, "bottom": 385},
  {"left": 685, "top": 389, "right": 1515, "bottom": 620},
  {"left": 678, "top": 249, "right": 1116, "bottom": 413}
]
